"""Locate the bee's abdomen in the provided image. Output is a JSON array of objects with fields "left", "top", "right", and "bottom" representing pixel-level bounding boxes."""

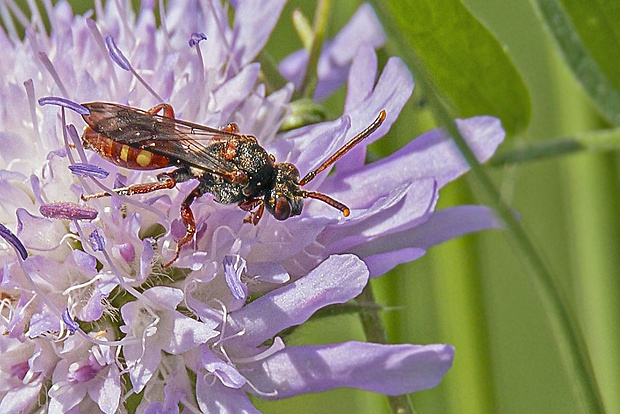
[{"left": 82, "top": 127, "right": 171, "bottom": 170}]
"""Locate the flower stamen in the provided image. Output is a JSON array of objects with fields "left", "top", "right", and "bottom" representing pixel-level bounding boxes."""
[{"left": 105, "top": 35, "right": 164, "bottom": 103}]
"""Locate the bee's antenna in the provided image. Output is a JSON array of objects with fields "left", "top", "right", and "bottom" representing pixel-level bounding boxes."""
[
  {"left": 297, "top": 190, "right": 350, "bottom": 217},
  {"left": 299, "top": 110, "right": 386, "bottom": 186}
]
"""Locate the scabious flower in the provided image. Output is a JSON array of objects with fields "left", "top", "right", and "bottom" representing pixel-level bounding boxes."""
[{"left": 0, "top": 1, "right": 504, "bottom": 413}]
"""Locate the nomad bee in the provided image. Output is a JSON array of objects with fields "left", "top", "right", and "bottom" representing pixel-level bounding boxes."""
[{"left": 77, "top": 102, "right": 386, "bottom": 266}]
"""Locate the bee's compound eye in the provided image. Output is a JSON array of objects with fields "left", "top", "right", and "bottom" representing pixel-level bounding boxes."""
[{"left": 273, "top": 196, "right": 291, "bottom": 220}]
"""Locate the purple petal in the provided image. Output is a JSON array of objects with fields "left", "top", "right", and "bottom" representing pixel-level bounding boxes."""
[
  {"left": 78, "top": 279, "right": 116, "bottom": 321},
  {"left": 246, "top": 262, "right": 289, "bottom": 284},
  {"left": 165, "top": 313, "right": 219, "bottom": 354},
  {"left": 143, "top": 286, "right": 184, "bottom": 310},
  {"left": 189, "top": 32, "right": 207, "bottom": 47},
  {"left": 350, "top": 206, "right": 503, "bottom": 277},
  {"left": 138, "top": 239, "right": 154, "bottom": 281},
  {"left": 0, "top": 378, "right": 43, "bottom": 413},
  {"left": 345, "top": 43, "right": 378, "bottom": 112},
  {"left": 28, "top": 304, "right": 60, "bottom": 338},
  {"left": 105, "top": 35, "right": 131, "bottom": 71},
  {"left": 364, "top": 248, "right": 427, "bottom": 277},
  {"left": 196, "top": 377, "right": 260, "bottom": 414},
  {"left": 89, "top": 364, "right": 121, "bottom": 414},
  {"left": 213, "top": 63, "right": 260, "bottom": 121},
  {"left": 201, "top": 346, "right": 247, "bottom": 389},
  {"left": 322, "top": 116, "right": 505, "bottom": 207},
  {"left": 243, "top": 341, "right": 455, "bottom": 398},
  {"left": 226, "top": 254, "right": 369, "bottom": 350},
  {"left": 0, "top": 223, "right": 27, "bottom": 260},
  {"left": 279, "top": 4, "right": 386, "bottom": 100},
  {"left": 339, "top": 44, "right": 379, "bottom": 173},
  {"left": 283, "top": 58, "right": 414, "bottom": 177},
  {"left": 320, "top": 179, "right": 438, "bottom": 251},
  {"left": 16, "top": 208, "right": 67, "bottom": 250},
  {"left": 38, "top": 96, "right": 90, "bottom": 115},
  {"left": 69, "top": 163, "right": 110, "bottom": 179},
  {"left": 232, "top": 0, "right": 287, "bottom": 65},
  {"left": 40, "top": 202, "right": 98, "bottom": 221}
]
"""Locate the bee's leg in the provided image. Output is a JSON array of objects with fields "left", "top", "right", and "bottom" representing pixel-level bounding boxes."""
[
  {"left": 81, "top": 168, "right": 191, "bottom": 201},
  {"left": 147, "top": 103, "right": 175, "bottom": 118},
  {"left": 162, "top": 184, "right": 205, "bottom": 268},
  {"left": 220, "top": 123, "right": 239, "bottom": 134},
  {"left": 82, "top": 172, "right": 176, "bottom": 201},
  {"left": 239, "top": 198, "right": 265, "bottom": 225}
]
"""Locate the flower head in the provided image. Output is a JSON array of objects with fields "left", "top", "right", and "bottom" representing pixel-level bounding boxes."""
[{"left": 0, "top": 1, "right": 504, "bottom": 412}]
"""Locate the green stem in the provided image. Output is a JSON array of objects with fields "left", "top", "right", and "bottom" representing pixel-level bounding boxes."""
[
  {"left": 357, "top": 284, "right": 416, "bottom": 414},
  {"left": 490, "top": 127, "right": 620, "bottom": 166},
  {"left": 300, "top": 0, "right": 332, "bottom": 98},
  {"left": 373, "top": 2, "right": 605, "bottom": 413}
]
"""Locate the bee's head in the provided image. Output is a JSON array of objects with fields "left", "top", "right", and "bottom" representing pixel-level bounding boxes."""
[
  {"left": 265, "top": 163, "right": 304, "bottom": 221},
  {"left": 266, "top": 162, "right": 351, "bottom": 221}
]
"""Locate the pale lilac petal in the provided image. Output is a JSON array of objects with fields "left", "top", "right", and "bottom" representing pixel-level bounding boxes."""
[
  {"left": 88, "top": 364, "right": 121, "bottom": 414},
  {"left": 201, "top": 347, "right": 247, "bottom": 389},
  {"left": 224, "top": 255, "right": 248, "bottom": 300},
  {"left": 319, "top": 179, "right": 438, "bottom": 252},
  {"left": 349, "top": 206, "right": 503, "bottom": 277},
  {"left": 16, "top": 208, "right": 68, "bottom": 251},
  {"left": 232, "top": 0, "right": 287, "bottom": 65},
  {"left": 227, "top": 254, "right": 369, "bottom": 350},
  {"left": 165, "top": 313, "right": 219, "bottom": 354},
  {"left": 196, "top": 377, "right": 260, "bottom": 414},
  {"left": 0, "top": 378, "right": 43, "bottom": 412},
  {"left": 143, "top": 286, "right": 184, "bottom": 310},
  {"left": 247, "top": 216, "right": 333, "bottom": 264},
  {"left": 123, "top": 339, "right": 161, "bottom": 393},
  {"left": 243, "top": 342, "right": 455, "bottom": 398},
  {"left": 345, "top": 43, "right": 378, "bottom": 112},
  {"left": 49, "top": 360, "right": 88, "bottom": 412},
  {"left": 363, "top": 248, "right": 427, "bottom": 278},
  {"left": 213, "top": 63, "right": 260, "bottom": 122},
  {"left": 339, "top": 44, "right": 379, "bottom": 173},
  {"left": 245, "top": 262, "right": 289, "bottom": 285},
  {"left": 138, "top": 239, "right": 154, "bottom": 281},
  {"left": 28, "top": 304, "right": 60, "bottom": 338},
  {"left": 321, "top": 116, "right": 505, "bottom": 206},
  {"left": 285, "top": 58, "right": 414, "bottom": 176},
  {"left": 78, "top": 279, "right": 116, "bottom": 322},
  {"left": 279, "top": 4, "right": 385, "bottom": 100}
]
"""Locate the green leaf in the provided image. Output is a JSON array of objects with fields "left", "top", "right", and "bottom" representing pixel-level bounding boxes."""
[
  {"left": 531, "top": 0, "right": 620, "bottom": 126},
  {"left": 376, "top": 0, "right": 531, "bottom": 136}
]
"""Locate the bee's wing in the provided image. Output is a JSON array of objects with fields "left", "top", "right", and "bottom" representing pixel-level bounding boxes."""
[{"left": 81, "top": 102, "right": 243, "bottom": 177}]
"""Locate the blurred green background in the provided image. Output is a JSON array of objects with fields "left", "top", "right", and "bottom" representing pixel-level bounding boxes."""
[{"left": 27, "top": 0, "right": 620, "bottom": 412}]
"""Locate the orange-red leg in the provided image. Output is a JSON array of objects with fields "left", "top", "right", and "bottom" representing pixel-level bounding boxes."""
[
  {"left": 81, "top": 172, "right": 177, "bottom": 201},
  {"left": 147, "top": 103, "right": 175, "bottom": 118},
  {"left": 162, "top": 184, "right": 205, "bottom": 268}
]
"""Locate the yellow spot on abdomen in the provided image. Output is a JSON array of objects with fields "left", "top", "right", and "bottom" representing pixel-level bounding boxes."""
[
  {"left": 120, "top": 145, "right": 130, "bottom": 162},
  {"left": 136, "top": 150, "right": 153, "bottom": 167}
]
